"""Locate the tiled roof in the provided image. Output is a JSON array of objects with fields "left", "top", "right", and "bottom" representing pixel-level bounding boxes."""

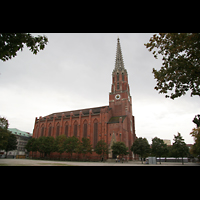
[
  {"left": 44, "top": 105, "right": 109, "bottom": 118},
  {"left": 8, "top": 128, "right": 32, "bottom": 137},
  {"left": 107, "top": 115, "right": 127, "bottom": 124}
]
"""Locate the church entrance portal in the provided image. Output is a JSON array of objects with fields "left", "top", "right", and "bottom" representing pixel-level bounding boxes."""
[{"left": 112, "top": 151, "right": 117, "bottom": 159}]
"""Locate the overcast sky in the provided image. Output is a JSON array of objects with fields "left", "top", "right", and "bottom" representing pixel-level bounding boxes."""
[{"left": 1, "top": 33, "right": 199, "bottom": 144}]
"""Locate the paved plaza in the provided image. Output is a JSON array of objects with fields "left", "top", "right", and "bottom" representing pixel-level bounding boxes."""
[{"left": 0, "top": 159, "right": 199, "bottom": 166}]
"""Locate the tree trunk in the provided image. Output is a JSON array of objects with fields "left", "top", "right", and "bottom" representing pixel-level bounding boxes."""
[
  {"left": 141, "top": 157, "right": 143, "bottom": 164},
  {"left": 160, "top": 157, "right": 161, "bottom": 164},
  {"left": 182, "top": 157, "right": 184, "bottom": 165}
]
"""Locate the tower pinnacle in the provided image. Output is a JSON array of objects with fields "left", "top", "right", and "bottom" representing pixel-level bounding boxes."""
[{"left": 114, "top": 37, "right": 125, "bottom": 72}]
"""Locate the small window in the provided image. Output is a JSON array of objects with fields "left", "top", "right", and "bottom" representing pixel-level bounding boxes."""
[
  {"left": 122, "top": 73, "right": 124, "bottom": 81},
  {"left": 56, "top": 125, "right": 60, "bottom": 137},
  {"left": 117, "top": 82, "right": 119, "bottom": 90},
  {"left": 74, "top": 124, "right": 77, "bottom": 137},
  {"left": 117, "top": 73, "right": 119, "bottom": 81}
]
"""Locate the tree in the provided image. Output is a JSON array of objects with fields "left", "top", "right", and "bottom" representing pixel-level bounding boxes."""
[
  {"left": 94, "top": 140, "right": 109, "bottom": 161},
  {"left": 193, "top": 114, "right": 200, "bottom": 128},
  {"left": 5, "top": 131, "right": 17, "bottom": 157},
  {"left": 144, "top": 33, "right": 200, "bottom": 99},
  {"left": 0, "top": 33, "right": 48, "bottom": 61},
  {"left": 190, "top": 127, "right": 200, "bottom": 161},
  {"left": 111, "top": 141, "right": 129, "bottom": 163},
  {"left": 64, "top": 136, "right": 79, "bottom": 160},
  {"left": 35, "top": 136, "right": 45, "bottom": 158},
  {"left": 25, "top": 138, "right": 37, "bottom": 158},
  {"left": 0, "top": 117, "right": 9, "bottom": 150},
  {"left": 54, "top": 135, "right": 67, "bottom": 159},
  {"left": 131, "top": 137, "right": 151, "bottom": 164},
  {"left": 80, "top": 137, "right": 92, "bottom": 160},
  {"left": 43, "top": 136, "right": 55, "bottom": 158},
  {"left": 0, "top": 117, "right": 9, "bottom": 129},
  {"left": 151, "top": 137, "right": 168, "bottom": 164},
  {"left": 171, "top": 133, "right": 189, "bottom": 164}
]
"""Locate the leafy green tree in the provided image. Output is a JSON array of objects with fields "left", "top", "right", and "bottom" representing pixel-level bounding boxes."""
[
  {"left": 5, "top": 131, "right": 17, "bottom": 157},
  {"left": 54, "top": 135, "right": 67, "bottom": 159},
  {"left": 0, "top": 117, "right": 9, "bottom": 129},
  {"left": 64, "top": 136, "right": 79, "bottom": 160},
  {"left": 0, "top": 117, "right": 9, "bottom": 150},
  {"left": 25, "top": 138, "right": 37, "bottom": 158},
  {"left": 131, "top": 137, "right": 151, "bottom": 164},
  {"left": 35, "top": 136, "right": 45, "bottom": 158},
  {"left": 80, "top": 137, "right": 92, "bottom": 160},
  {"left": 0, "top": 33, "right": 48, "bottom": 61},
  {"left": 190, "top": 127, "right": 200, "bottom": 161},
  {"left": 94, "top": 140, "right": 109, "bottom": 161},
  {"left": 151, "top": 137, "right": 168, "bottom": 164},
  {"left": 171, "top": 133, "right": 189, "bottom": 164},
  {"left": 193, "top": 115, "right": 200, "bottom": 128},
  {"left": 43, "top": 136, "right": 55, "bottom": 158},
  {"left": 111, "top": 141, "right": 129, "bottom": 163},
  {"left": 144, "top": 33, "right": 200, "bottom": 99}
]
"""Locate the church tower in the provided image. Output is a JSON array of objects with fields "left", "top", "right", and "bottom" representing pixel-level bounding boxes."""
[
  {"left": 109, "top": 38, "right": 132, "bottom": 118},
  {"left": 108, "top": 38, "right": 135, "bottom": 160}
]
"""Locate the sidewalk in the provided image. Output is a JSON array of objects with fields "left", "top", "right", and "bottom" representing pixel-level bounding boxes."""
[{"left": 0, "top": 159, "right": 199, "bottom": 166}]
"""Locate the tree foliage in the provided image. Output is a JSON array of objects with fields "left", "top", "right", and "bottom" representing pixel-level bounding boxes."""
[
  {"left": 145, "top": 33, "right": 200, "bottom": 99},
  {"left": 151, "top": 137, "right": 168, "bottom": 164},
  {"left": 111, "top": 141, "right": 129, "bottom": 162},
  {"left": 4, "top": 131, "right": 17, "bottom": 157},
  {"left": 0, "top": 117, "right": 9, "bottom": 150},
  {"left": 0, "top": 117, "right": 17, "bottom": 154},
  {"left": 193, "top": 114, "right": 200, "bottom": 128},
  {"left": 190, "top": 127, "right": 200, "bottom": 160},
  {"left": 80, "top": 137, "right": 92, "bottom": 159},
  {"left": 171, "top": 132, "right": 189, "bottom": 164},
  {"left": 0, "top": 33, "right": 48, "bottom": 61},
  {"left": 131, "top": 137, "right": 151, "bottom": 163},
  {"left": 94, "top": 140, "right": 109, "bottom": 161},
  {"left": 25, "top": 138, "right": 37, "bottom": 157},
  {"left": 54, "top": 135, "right": 67, "bottom": 158},
  {"left": 64, "top": 136, "right": 79, "bottom": 160}
]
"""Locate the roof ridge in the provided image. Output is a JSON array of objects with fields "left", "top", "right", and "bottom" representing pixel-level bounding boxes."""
[{"left": 44, "top": 105, "right": 109, "bottom": 117}]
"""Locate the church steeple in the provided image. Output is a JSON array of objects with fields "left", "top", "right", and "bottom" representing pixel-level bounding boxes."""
[
  {"left": 109, "top": 38, "right": 132, "bottom": 117},
  {"left": 113, "top": 37, "right": 127, "bottom": 74}
]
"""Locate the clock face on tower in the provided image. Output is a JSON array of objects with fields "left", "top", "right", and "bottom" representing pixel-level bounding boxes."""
[{"left": 115, "top": 94, "right": 121, "bottom": 100}]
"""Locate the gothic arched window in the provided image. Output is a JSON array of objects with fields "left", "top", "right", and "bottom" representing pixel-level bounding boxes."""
[
  {"left": 65, "top": 122, "right": 69, "bottom": 137},
  {"left": 122, "top": 73, "right": 124, "bottom": 81},
  {"left": 48, "top": 124, "right": 52, "bottom": 136},
  {"left": 41, "top": 124, "right": 44, "bottom": 137},
  {"left": 117, "top": 82, "right": 120, "bottom": 90},
  {"left": 74, "top": 121, "right": 78, "bottom": 137},
  {"left": 83, "top": 120, "right": 87, "bottom": 138},
  {"left": 93, "top": 119, "right": 98, "bottom": 148},
  {"left": 117, "top": 73, "right": 119, "bottom": 81},
  {"left": 35, "top": 125, "right": 39, "bottom": 138},
  {"left": 56, "top": 123, "right": 60, "bottom": 137}
]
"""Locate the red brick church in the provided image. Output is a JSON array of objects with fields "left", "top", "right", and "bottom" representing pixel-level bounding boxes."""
[{"left": 32, "top": 38, "right": 137, "bottom": 160}]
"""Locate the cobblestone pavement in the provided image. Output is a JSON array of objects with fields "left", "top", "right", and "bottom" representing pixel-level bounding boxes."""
[{"left": 0, "top": 159, "right": 199, "bottom": 166}]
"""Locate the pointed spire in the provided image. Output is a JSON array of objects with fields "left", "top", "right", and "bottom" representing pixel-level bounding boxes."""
[{"left": 114, "top": 37, "right": 125, "bottom": 71}]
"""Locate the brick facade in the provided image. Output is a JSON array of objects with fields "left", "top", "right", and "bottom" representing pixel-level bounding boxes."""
[{"left": 32, "top": 38, "right": 137, "bottom": 160}]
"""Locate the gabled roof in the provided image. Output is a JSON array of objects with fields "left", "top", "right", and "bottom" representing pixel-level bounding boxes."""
[{"left": 107, "top": 115, "right": 127, "bottom": 124}]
